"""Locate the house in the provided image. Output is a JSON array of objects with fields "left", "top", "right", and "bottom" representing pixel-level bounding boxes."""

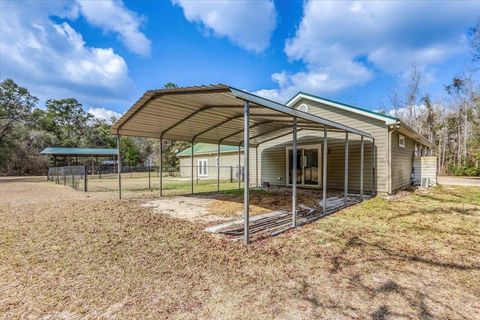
[
  {"left": 177, "top": 92, "right": 433, "bottom": 194},
  {"left": 111, "top": 84, "right": 435, "bottom": 243}
]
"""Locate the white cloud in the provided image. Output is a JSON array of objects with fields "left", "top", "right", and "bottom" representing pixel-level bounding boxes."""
[
  {"left": 76, "top": 0, "right": 151, "bottom": 56},
  {"left": 88, "top": 107, "right": 122, "bottom": 122},
  {"left": 172, "top": 0, "right": 277, "bottom": 53},
  {"left": 256, "top": 1, "right": 480, "bottom": 103},
  {"left": 0, "top": 1, "right": 132, "bottom": 105}
]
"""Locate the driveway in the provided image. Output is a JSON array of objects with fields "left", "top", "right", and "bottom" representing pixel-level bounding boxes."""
[{"left": 438, "top": 176, "right": 480, "bottom": 186}]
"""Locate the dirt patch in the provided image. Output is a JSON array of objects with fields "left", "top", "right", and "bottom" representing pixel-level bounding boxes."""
[
  {"left": 207, "top": 188, "right": 331, "bottom": 217},
  {"left": 141, "top": 188, "right": 337, "bottom": 222},
  {"left": 140, "top": 196, "right": 227, "bottom": 222}
]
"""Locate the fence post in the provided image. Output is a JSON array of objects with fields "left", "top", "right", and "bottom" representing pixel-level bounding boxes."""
[
  {"left": 148, "top": 166, "right": 151, "bottom": 190},
  {"left": 63, "top": 172, "right": 66, "bottom": 186},
  {"left": 84, "top": 165, "right": 88, "bottom": 192},
  {"left": 230, "top": 166, "right": 233, "bottom": 182},
  {"left": 72, "top": 171, "right": 74, "bottom": 189}
]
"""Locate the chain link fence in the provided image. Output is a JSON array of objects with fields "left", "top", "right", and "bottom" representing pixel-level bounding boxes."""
[
  {"left": 88, "top": 165, "right": 243, "bottom": 195},
  {"left": 47, "top": 165, "right": 245, "bottom": 195},
  {"left": 48, "top": 166, "right": 87, "bottom": 191}
]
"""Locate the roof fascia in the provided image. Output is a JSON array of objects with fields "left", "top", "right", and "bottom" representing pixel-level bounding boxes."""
[{"left": 286, "top": 92, "right": 398, "bottom": 125}]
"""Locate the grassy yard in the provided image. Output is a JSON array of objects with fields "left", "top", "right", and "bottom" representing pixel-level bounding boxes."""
[
  {"left": 88, "top": 172, "right": 242, "bottom": 195},
  {"left": 0, "top": 177, "right": 479, "bottom": 319}
]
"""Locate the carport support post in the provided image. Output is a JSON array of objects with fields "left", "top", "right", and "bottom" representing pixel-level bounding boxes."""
[
  {"left": 159, "top": 138, "right": 163, "bottom": 197},
  {"left": 372, "top": 138, "right": 376, "bottom": 195},
  {"left": 360, "top": 135, "right": 364, "bottom": 200},
  {"left": 344, "top": 132, "right": 349, "bottom": 204},
  {"left": 243, "top": 101, "right": 250, "bottom": 245},
  {"left": 117, "top": 135, "right": 122, "bottom": 200},
  {"left": 255, "top": 146, "right": 259, "bottom": 188},
  {"left": 292, "top": 117, "right": 297, "bottom": 227},
  {"left": 238, "top": 145, "right": 241, "bottom": 190},
  {"left": 217, "top": 143, "right": 220, "bottom": 191},
  {"left": 191, "top": 140, "right": 194, "bottom": 194},
  {"left": 323, "top": 127, "right": 328, "bottom": 214}
]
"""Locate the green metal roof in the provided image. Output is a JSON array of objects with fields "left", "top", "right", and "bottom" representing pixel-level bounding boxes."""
[
  {"left": 286, "top": 91, "right": 398, "bottom": 121},
  {"left": 41, "top": 147, "right": 117, "bottom": 156},
  {"left": 177, "top": 143, "right": 242, "bottom": 157}
]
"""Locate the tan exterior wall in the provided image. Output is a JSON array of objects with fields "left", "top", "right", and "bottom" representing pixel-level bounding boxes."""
[
  {"left": 257, "top": 134, "right": 373, "bottom": 192},
  {"left": 390, "top": 131, "right": 415, "bottom": 191},
  {"left": 257, "top": 97, "right": 388, "bottom": 193},
  {"left": 178, "top": 151, "right": 244, "bottom": 180}
]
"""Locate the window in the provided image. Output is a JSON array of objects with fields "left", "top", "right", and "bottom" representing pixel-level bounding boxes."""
[
  {"left": 399, "top": 134, "right": 405, "bottom": 148},
  {"left": 197, "top": 159, "right": 208, "bottom": 177}
]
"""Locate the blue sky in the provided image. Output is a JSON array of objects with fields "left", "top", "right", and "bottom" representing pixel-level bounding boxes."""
[{"left": 0, "top": 0, "right": 478, "bottom": 120}]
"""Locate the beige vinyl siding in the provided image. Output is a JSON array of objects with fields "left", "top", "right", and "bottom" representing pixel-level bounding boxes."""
[
  {"left": 327, "top": 139, "right": 373, "bottom": 192},
  {"left": 258, "top": 98, "right": 388, "bottom": 193},
  {"left": 258, "top": 134, "right": 373, "bottom": 192},
  {"left": 178, "top": 151, "right": 243, "bottom": 180},
  {"left": 390, "top": 131, "right": 415, "bottom": 191}
]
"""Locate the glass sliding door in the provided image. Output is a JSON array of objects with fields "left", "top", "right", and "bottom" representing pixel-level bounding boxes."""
[
  {"left": 287, "top": 145, "right": 321, "bottom": 187},
  {"left": 303, "top": 148, "right": 319, "bottom": 185},
  {"left": 288, "top": 149, "right": 302, "bottom": 185}
]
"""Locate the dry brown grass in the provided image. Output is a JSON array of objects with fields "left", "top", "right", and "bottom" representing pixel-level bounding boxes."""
[{"left": 0, "top": 177, "right": 479, "bottom": 319}]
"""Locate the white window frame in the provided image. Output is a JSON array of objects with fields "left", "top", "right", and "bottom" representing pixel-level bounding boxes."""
[
  {"left": 399, "top": 134, "right": 405, "bottom": 149},
  {"left": 197, "top": 159, "right": 208, "bottom": 177}
]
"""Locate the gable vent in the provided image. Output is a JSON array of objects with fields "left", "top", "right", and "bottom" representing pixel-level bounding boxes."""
[{"left": 297, "top": 103, "right": 309, "bottom": 112}]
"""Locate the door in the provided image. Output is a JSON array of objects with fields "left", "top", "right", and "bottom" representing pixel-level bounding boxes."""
[
  {"left": 288, "top": 149, "right": 302, "bottom": 185},
  {"left": 303, "top": 148, "right": 319, "bottom": 185},
  {"left": 286, "top": 145, "right": 321, "bottom": 187}
]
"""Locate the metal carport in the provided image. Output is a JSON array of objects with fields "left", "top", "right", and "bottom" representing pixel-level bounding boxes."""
[{"left": 111, "top": 84, "right": 374, "bottom": 244}]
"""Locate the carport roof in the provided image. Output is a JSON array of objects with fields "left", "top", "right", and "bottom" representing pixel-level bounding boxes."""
[
  {"left": 111, "top": 84, "right": 372, "bottom": 147},
  {"left": 41, "top": 147, "right": 117, "bottom": 157}
]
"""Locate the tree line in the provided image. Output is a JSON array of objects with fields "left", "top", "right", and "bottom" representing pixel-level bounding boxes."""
[{"left": 0, "top": 80, "right": 187, "bottom": 175}]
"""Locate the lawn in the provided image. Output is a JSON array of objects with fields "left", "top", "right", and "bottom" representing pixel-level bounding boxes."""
[
  {"left": 0, "top": 177, "right": 479, "bottom": 319},
  {"left": 87, "top": 172, "right": 242, "bottom": 195}
]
